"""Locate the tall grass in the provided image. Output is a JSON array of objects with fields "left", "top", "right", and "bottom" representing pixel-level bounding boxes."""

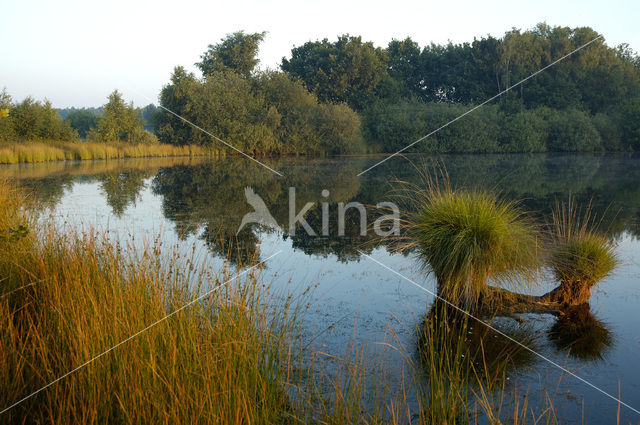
[
  {"left": 415, "top": 303, "right": 546, "bottom": 424},
  {"left": 0, "top": 156, "right": 205, "bottom": 181},
  {"left": 0, "top": 141, "right": 222, "bottom": 164},
  {"left": 397, "top": 169, "right": 540, "bottom": 307},
  {"left": 0, "top": 181, "right": 298, "bottom": 424},
  {"left": 548, "top": 199, "right": 618, "bottom": 289}
]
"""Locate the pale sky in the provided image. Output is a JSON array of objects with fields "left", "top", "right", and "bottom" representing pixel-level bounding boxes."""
[{"left": 1, "top": 0, "right": 638, "bottom": 108}]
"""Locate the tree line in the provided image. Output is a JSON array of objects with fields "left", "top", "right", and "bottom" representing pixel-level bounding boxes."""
[
  {"left": 0, "top": 89, "right": 157, "bottom": 144},
  {"left": 154, "top": 23, "right": 640, "bottom": 153},
  {"left": 2, "top": 23, "right": 639, "bottom": 153}
]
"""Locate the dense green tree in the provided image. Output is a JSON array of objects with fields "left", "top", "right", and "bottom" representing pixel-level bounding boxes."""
[
  {"left": 57, "top": 106, "right": 103, "bottom": 121},
  {"left": 376, "top": 23, "right": 639, "bottom": 114},
  {"left": 257, "top": 71, "right": 323, "bottom": 153},
  {"left": 92, "top": 90, "right": 156, "bottom": 143},
  {"left": 311, "top": 102, "right": 363, "bottom": 154},
  {"left": 257, "top": 71, "right": 363, "bottom": 154},
  {"left": 8, "top": 96, "right": 76, "bottom": 141},
  {"left": 155, "top": 64, "right": 363, "bottom": 154},
  {"left": 0, "top": 88, "right": 14, "bottom": 141},
  {"left": 64, "top": 109, "right": 99, "bottom": 139},
  {"left": 156, "top": 69, "right": 276, "bottom": 152},
  {"left": 385, "top": 37, "right": 423, "bottom": 99},
  {"left": 196, "top": 31, "right": 266, "bottom": 78},
  {"left": 138, "top": 104, "right": 159, "bottom": 131},
  {"left": 281, "top": 35, "right": 388, "bottom": 110},
  {"left": 619, "top": 98, "right": 640, "bottom": 150},
  {"left": 154, "top": 67, "right": 200, "bottom": 145}
]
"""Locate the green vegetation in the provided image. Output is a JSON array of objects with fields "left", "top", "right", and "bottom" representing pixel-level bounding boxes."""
[
  {"left": 0, "top": 89, "right": 75, "bottom": 142},
  {"left": 363, "top": 101, "right": 503, "bottom": 153},
  {"left": 0, "top": 181, "right": 300, "bottom": 424},
  {"left": 148, "top": 24, "right": 640, "bottom": 154},
  {"left": 406, "top": 177, "right": 539, "bottom": 306},
  {"left": 89, "top": 90, "right": 157, "bottom": 144},
  {"left": 0, "top": 88, "right": 160, "bottom": 161},
  {"left": 60, "top": 109, "right": 100, "bottom": 139},
  {"left": 153, "top": 64, "right": 363, "bottom": 154},
  {"left": 281, "top": 34, "right": 388, "bottom": 110},
  {"left": 545, "top": 201, "right": 619, "bottom": 305},
  {"left": 418, "top": 305, "right": 538, "bottom": 423},
  {"left": 197, "top": 30, "right": 266, "bottom": 78},
  {"left": 399, "top": 167, "right": 619, "bottom": 312},
  {"left": 550, "top": 235, "right": 617, "bottom": 287}
]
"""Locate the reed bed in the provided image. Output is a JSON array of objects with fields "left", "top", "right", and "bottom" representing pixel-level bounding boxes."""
[
  {"left": 0, "top": 142, "right": 222, "bottom": 164},
  {"left": 0, "top": 181, "right": 298, "bottom": 424}
]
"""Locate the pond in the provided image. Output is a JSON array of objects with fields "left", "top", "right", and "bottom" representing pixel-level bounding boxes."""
[{"left": 3, "top": 153, "right": 640, "bottom": 423}]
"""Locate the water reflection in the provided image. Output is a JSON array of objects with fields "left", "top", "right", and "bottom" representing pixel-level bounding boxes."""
[
  {"left": 4, "top": 154, "right": 640, "bottom": 260},
  {"left": 98, "top": 170, "right": 148, "bottom": 217},
  {"left": 149, "top": 159, "right": 374, "bottom": 262},
  {"left": 547, "top": 304, "right": 614, "bottom": 361},
  {"left": 419, "top": 302, "right": 539, "bottom": 379},
  {"left": 149, "top": 154, "right": 640, "bottom": 263}
]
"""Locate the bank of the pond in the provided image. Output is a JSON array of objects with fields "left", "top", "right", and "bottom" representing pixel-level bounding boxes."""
[{"left": 0, "top": 141, "right": 224, "bottom": 164}]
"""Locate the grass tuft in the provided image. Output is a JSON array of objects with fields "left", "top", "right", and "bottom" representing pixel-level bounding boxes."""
[
  {"left": 549, "top": 199, "right": 618, "bottom": 287},
  {"left": 402, "top": 168, "right": 540, "bottom": 306},
  {"left": 550, "top": 235, "right": 617, "bottom": 286}
]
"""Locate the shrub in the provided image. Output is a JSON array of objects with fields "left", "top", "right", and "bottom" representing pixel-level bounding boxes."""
[
  {"left": 546, "top": 108, "right": 602, "bottom": 152},
  {"left": 591, "top": 112, "right": 622, "bottom": 151},
  {"left": 499, "top": 109, "right": 548, "bottom": 152}
]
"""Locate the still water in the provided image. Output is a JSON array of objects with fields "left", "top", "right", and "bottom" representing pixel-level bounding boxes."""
[{"left": 3, "top": 153, "right": 640, "bottom": 423}]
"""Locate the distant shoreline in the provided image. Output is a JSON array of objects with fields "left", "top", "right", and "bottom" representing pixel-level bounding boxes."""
[
  {"left": 0, "top": 141, "right": 223, "bottom": 164},
  {"left": 0, "top": 140, "right": 633, "bottom": 165}
]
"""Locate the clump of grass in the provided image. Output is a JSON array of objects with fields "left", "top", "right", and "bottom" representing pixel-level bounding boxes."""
[
  {"left": 550, "top": 235, "right": 617, "bottom": 286},
  {"left": 401, "top": 169, "right": 540, "bottom": 307},
  {"left": 545, "top": 199, "right": 618, "bottom": 305}
]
